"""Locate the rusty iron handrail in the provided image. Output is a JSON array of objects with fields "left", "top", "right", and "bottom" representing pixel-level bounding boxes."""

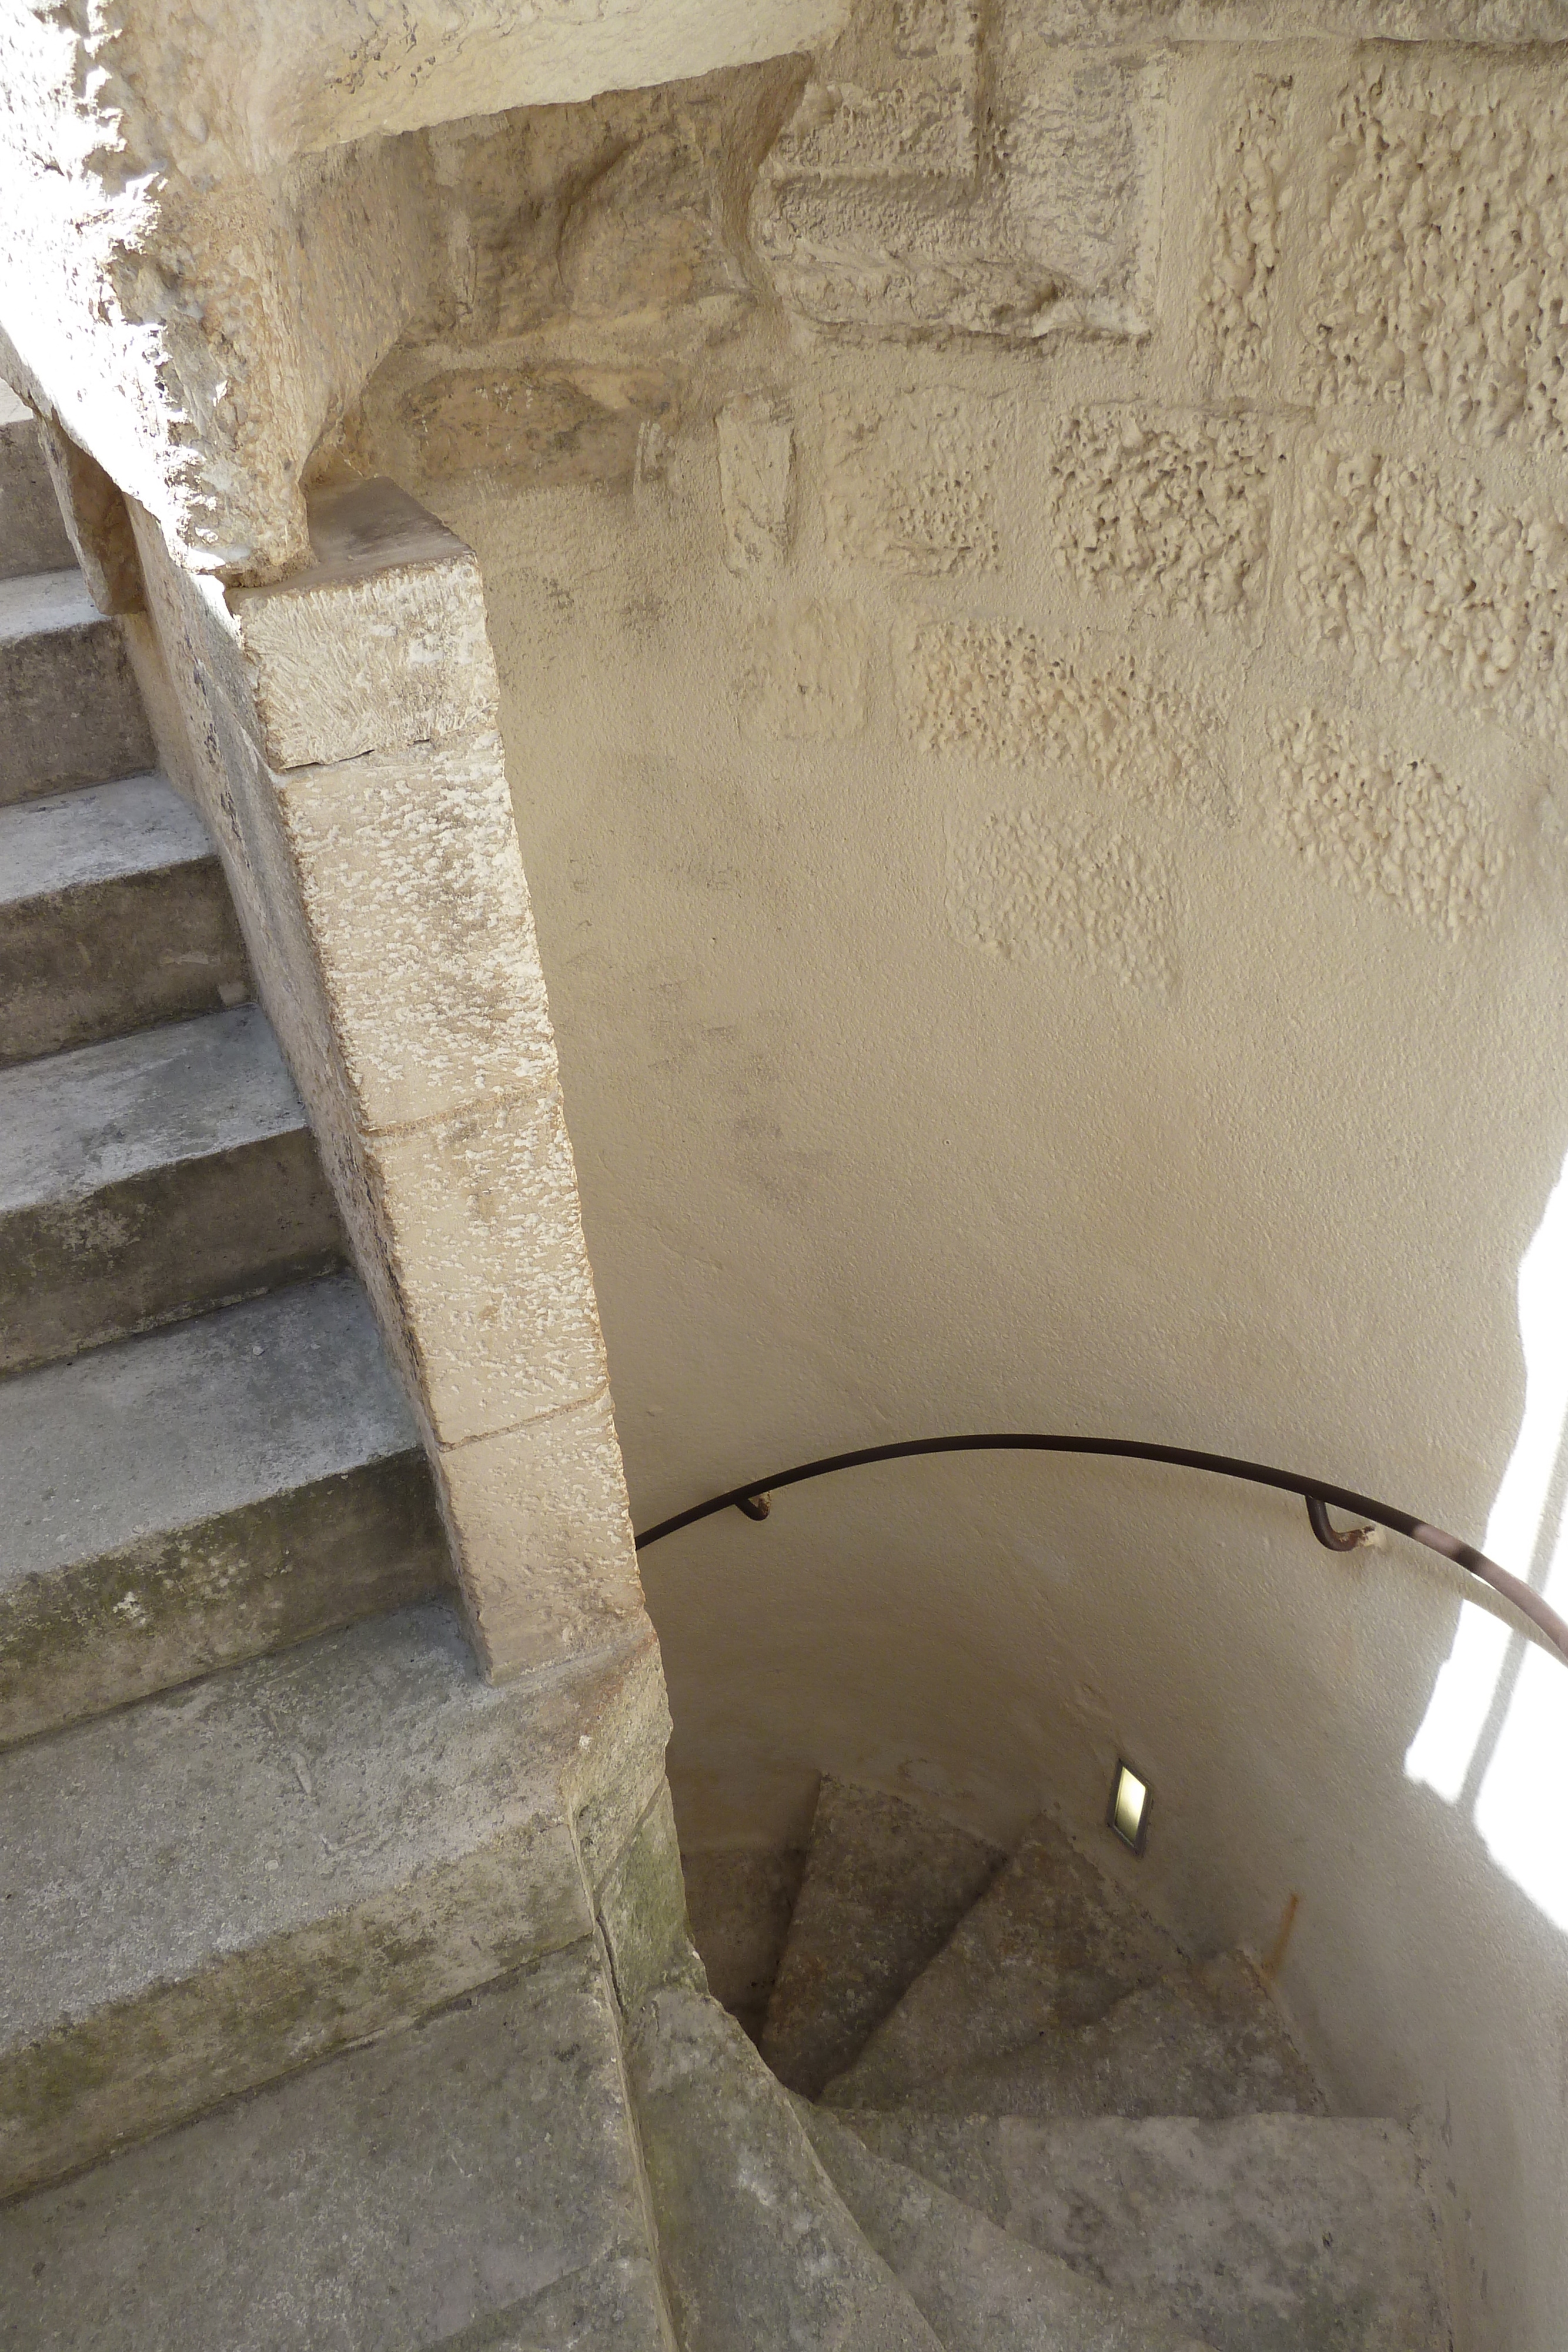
[{"left": 633, "top": 1433, "right": 1568, "bottom": 1669}]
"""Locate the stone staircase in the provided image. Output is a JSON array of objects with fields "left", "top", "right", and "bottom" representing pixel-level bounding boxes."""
[{"left": 1, "top": 410, "right": 1453, "bottom": 2347}]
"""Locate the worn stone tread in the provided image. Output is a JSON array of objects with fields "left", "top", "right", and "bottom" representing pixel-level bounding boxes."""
[
  {"left": 627, "top": 1982, "right": 943, "bottom": 2352},
  {"left": 825, "top": 1812, "right": 1183, "bottom": 2110},
  {"left": 760, "top": 1777, "right": 1005, "bottom": 2096},
  {"left": 0, "top": 1599, "right": 667, "bottom": 2198},
  {"left": 798, "top": 2099, "right": 1217, "bottom": 2352},
  {"left": 0, "top": 1275, "right": 450, "bottom": 1745},
  {"left": 0, "top": 1003, "right": 343, "bottom": 1371},
  {"left": 0, "top": 1943, "right": 669, "bottom": 2352},
  {"left": 863, "top": 1953, "right": 1325, "bottom": 2123},
  {"left": 0, "top": 569, "right": 153, "bottom": 801},
  {"left": 840, "top": 2109, "right": 1452, "bottom": 2352},
  {"left": 0, "top": 773, "right": 249, "bottom": 1061}
]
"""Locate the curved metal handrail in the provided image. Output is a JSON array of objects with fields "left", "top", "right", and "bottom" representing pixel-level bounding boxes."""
[{"left": 633, "top": 1432, "right": 1568, "bottom": 1669}]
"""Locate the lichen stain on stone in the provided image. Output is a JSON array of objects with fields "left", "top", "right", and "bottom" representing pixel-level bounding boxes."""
[
  {"left": 948, "top": 808, "right": 1178, "bottom": 993},
  {"left": 1267, "top": 709, "right": 1506, "bottom": 938}
]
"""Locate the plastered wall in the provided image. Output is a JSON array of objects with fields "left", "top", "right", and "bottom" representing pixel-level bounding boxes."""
[{"left": 305, "top": 13, "right": 1568, "bottom": 2345}]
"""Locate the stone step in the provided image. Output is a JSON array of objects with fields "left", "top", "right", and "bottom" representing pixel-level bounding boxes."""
[
  {"left": 798, "top": 2099, "right": 1216, "bottom": 2352},
  {"left": 840, "top": 2109, "right": 1453, "bottom": 2352},
  {"left": 825, "top": 1812, "right": 1183, "bottom": 2110},
  {"left": 0, "top": 1274, "right": 452, "bottom": 1748},
  {"left": 683, "top": 1842, "right": 807, "bottom": 2043},
  {"left": 851, "top": 1953, "right": 1325, "bottom": 2124},
  {"left": 0, "top": 1598, "right": 668, "bottom": 2199},
  {"left": 627, "top": 1980, "right": 944, "bottom": 2352},
  {"left": 0, "top": 409, "right": 74, "bottom": 582},
  {"left": 0, "top": 772, "right": 250, "bottom": 1064},
  {"left": 0, "top": 1941, "right": 670, "bottom": 2352},
  {"left": 0, "top": 1003, "right": 343, "bottom": 1374},
  {"left": 0, "top": 570, "right": 155, "bottom": 802},
  {"left": 760, "top": 1776, "right": 1004, "bottom": 2097}
]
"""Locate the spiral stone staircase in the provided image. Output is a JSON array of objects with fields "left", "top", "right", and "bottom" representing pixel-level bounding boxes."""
[{"left": 1, "top": 392, "right": 1455, "bottom": 2348}]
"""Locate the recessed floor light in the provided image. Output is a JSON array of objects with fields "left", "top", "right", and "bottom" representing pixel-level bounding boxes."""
[{"left": 1108, "top": 1759, "right": 1151, "bottom": 1855}]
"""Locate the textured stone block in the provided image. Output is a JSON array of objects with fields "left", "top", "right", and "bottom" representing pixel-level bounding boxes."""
[
  {"left": 0, "top": 410, "right": 73, "bottom": 582},
  {"left": 1198, "top": 74, "right": 1291, "bottom": 391},
  {"left": 0, "top": 572, "right": 155, "bottom": 803},
  {"left": 1302, "top": 57, "right": 1568, "bottom": 452},
  {"left": 230, "top": 480, "right": 500, "bottom": 770},
  {"left": 276, "top": 730, "right": 555, "bottom": 1132},
  {"left": 1268, "top": 708, "right": 1506, "bottom": 937},
  {"left": 900, "top": 621, "right": 1231, "bottom": 823},
  {"left": 1294, "top": 446, "right": 1568, "bottom": 749},
  {"left": 753, "top": 7, "right": 1164, "bottom": 342},
  {"left": 1048, "top": 408, "right": 1281, "bottom": 619},
  {"left": 440, "top": 1390, "right": 644, "bottom": 1681},
  {"left": 823, "top": 390, "right": 1004, "bottom": 573},
  {"left": 947, "top": 808, "right": 1179, "bottom": 993},
  {"left": 367, "top": 1085, "right": 609, "bottom": 1446},
  {"left": 717, "top": 396, "right": 795, "bottom": 574},
  {"left": 742, "top": 600, "right": 868, "bottom": 739}
]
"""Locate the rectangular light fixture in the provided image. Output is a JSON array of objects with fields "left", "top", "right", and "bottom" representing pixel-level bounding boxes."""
[{"left": 1108, "top": 1759, "right": 1151, "bottom": 1855}]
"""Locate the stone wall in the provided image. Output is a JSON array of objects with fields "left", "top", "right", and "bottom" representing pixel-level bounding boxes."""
[{"left": 310, "top": 14, "right": 1568, "bottom": 2348}]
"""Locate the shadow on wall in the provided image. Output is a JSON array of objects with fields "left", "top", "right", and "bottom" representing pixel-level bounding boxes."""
[{"left": 1407, "top": 1144, "right": 1568, "bottom": 1935}]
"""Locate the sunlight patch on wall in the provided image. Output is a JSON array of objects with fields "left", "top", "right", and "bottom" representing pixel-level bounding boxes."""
[{"left": 1406, "top": 1145, "right": 1568, "bottom": 1928}]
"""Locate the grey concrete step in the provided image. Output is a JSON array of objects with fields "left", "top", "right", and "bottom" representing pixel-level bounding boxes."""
[
  {"left": 0, "top": 1274, "right": 451, "bottom": 1747},
  {"left": 760, "top": 1776, "right": 1004, "bottom": 2097},
  {"left": 683, "top": 1842, "right": 806, "bottom": 2042},
  {"left": 841, "top": 2109, "right": 1453, "bottom": 2352},
  {"left": 0, "top": 773, "right": 250, "bottom": 1064},
  {"left": 627, "top": 1980, "right": 944, "bottom": 2352},
  {"left": 825, "top": 1813, "right": 1184, "bottom": 2110},
  {"left": 850, "top": 1953, "right": 1325, "bottom": 2124},
  {"left": 0, "top": 1940, "right": 670, "bottom": 2352},
  {"left": 0, "top": 1003, "right": 343, "bottom": 1374},
  {"left": 0, "top": 570, "right": 155, "bottom": 801},
  {"left": 0, "top": 1598, "right": 668, "bottom": 2198},
  {"left": 800, "top": 2099, "right": 1216, "bottom": 2352},
  {"left": 0, "top": 413, "right": 74, "bottom": 582}
]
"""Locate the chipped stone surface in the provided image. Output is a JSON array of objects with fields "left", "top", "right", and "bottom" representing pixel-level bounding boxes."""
[
  {"left": 628, "top": 1982, "right": 943, "bottom": 2352},
  {"left": 947, "top": 809, "right": 1179, "bottom": 993},
  {"left": 902, "top": 622, "right": 1230, "bottom": 823},
  {"left": 825, "top": 1814, "right": 1183, "bottom": 2107},
  {"left": 1048, "top": 409, "right": 1281, "bottom": 620},
  {"left": 753, "top": 7, "right": 1164, "bottom": 342},
  {"left": 1199, "top": 75, "right": 1290, "bottom": 390},
  {"left": 1295, "top": 446, "right": 1568, "bottom": 748},
  {"left": 824, "top": 390, "right": 1004, "bottom": 572},
  {"left": 717, "top": 396, "right": 795, "bottom": 574},
  {"left": 742, "top": 599, "right": 868, "bottom": 738},
  {"left": 1268, "top": 707, "right": 1506, "bottom": 936},
  {"left": 842, "top": 2110, "right": 1453, "bottom": 2352},
  {"left": 800, "top": 2101, "right": 1215, "bottom": 2352},
  {"left": 1303, "top": 58, "right": 1568, "bottom": 452},
  {"left": 878, "top": 1953, "right": 1326, "bottom": 2122},
  {"left": 276, "top": 730, "right": 555, "bottom": 1133},
  {"left": 761, "top": 1777, "right": 1004, "bottom": 2096}
]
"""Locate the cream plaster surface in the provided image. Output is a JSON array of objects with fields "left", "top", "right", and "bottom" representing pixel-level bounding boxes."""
[{"left": 305, "top": 24, "right": 1568, "bottom": 2347}]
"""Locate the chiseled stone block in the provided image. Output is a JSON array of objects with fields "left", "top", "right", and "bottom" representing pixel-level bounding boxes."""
[
  {"left": 276, "top": 730, "right": 556, "bottom": 1133},
  {"left": 441, "top": 1390, "right": 646, "bottom": 1682},
  {"left": 229, "top": 480, "right": 500, "bottom": 771},
  {"left": 1046, "top": 408, "right": 1282, "bottom": 622},
  {"left": 366, "top": 1084, "right": 609, "bottom": 1448}
]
